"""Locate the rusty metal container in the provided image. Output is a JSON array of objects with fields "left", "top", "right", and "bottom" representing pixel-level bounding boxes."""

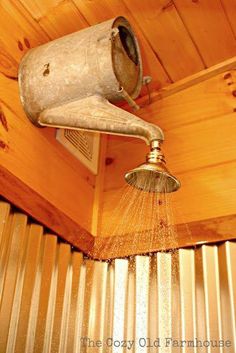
[{"left": 18, "top": 16, "right": 143, "bottom": 125}]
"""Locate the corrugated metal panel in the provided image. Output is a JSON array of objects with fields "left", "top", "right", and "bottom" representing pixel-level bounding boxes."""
[{"left": 0, "top": 200, "right": 236, "bottom": 352}]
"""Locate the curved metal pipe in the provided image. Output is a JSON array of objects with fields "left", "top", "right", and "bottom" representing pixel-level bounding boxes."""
[{"left": 39, "top": 95, "right": 164, "bottom": 145}]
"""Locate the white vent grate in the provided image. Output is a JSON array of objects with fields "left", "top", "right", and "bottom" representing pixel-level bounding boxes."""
[{"left": 56, "top": 129, "right": 100, "bottom": 174}]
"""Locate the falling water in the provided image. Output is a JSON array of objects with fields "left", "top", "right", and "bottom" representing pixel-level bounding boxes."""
[
  {"left": 83, "top": 172, "right": 193, "bottom": 352},
  {"left": 93, "top": 173, "right": 184, "bottom": 353},
  {"left": 95, "top": 171, "right": 182, "bottom": 260}
]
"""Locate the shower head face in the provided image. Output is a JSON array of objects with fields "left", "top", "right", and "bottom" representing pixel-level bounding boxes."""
[{"left": 125, "top": 162, "right": 180, "bottom": 193}]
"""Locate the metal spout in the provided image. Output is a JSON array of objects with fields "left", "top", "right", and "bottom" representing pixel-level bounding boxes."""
[
  {"left": 125, "top": 140, "right": 181, "bottom": 193},
  {"left": 38, "top": 95, "right": 164, "bottom": 145}
]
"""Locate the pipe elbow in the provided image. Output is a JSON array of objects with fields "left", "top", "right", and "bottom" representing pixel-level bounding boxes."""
[
  {"left": 133, "top": 120, "right": 164, "bottom": 145},
  {"left": 143, "top": 122, "right": 164, "bottom": 145}
]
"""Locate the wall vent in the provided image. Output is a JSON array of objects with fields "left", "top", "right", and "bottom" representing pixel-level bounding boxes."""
[{"left": 56, "top": 129, "right": 100, "bottom": 175}]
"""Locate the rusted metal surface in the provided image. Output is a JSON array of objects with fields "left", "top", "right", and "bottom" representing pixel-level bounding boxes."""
[
  {"left": 18, "top": 17, "right": 165, "bottom": 146},
  {"left": 18, "top": 17, "right": 142, "bottom": 124}
]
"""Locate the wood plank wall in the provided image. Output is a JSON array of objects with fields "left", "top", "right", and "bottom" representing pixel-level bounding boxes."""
[
  {"left": 1, "top": 0, "right": 236, "bottom": 87},
  {"left": 0, "top": 70, "right": 96, "bottom": 240},
  {"left": 99, "top": 69, "right": 236, "bottom": 235}
]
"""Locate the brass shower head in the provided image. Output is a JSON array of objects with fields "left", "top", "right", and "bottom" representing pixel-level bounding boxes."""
[{"left": 125, "top": 140, "right": 180, "bottom": 193}]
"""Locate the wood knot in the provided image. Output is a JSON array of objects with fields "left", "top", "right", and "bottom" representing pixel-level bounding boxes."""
[
  {"left": 24, "top": 38, "right": 31, "bottom": 48},
  {"left": 0, "top": 140, "right": 8, "bottom": 150},
  {"left": 105, "top": 157, "right": 114, "bottom": 166},
  {"left": 18, "top": 41, "right": 24, "bottom": 51},
  {"left": 223, "top": 72, "right": 232, "bottom": 80},
  {"left": 0, "top": 107, "right": 8, "bottom": 131}
]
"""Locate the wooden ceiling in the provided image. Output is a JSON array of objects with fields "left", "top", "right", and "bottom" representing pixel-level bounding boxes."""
[
  {"left": 0, "top": 0, "right": 236, "bottom": 250},
  {"left": 99, "top": 66, "right": 236, "bottom": 234},
  {"left": 1, "top": 0, "right": 236, "bottom": 88}
]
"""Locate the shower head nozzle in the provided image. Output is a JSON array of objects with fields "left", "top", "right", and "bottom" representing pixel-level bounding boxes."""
[{"left": 125, "top": 140, "right": 180, "bottom": 193}]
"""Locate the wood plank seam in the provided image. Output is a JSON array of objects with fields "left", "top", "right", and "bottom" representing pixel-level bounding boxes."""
[
  {"left": 172, "top": 0, "right": 207, "bottom": 67},
  {"left": 220, "top": 0, "right": 236, "bottom": 41}
]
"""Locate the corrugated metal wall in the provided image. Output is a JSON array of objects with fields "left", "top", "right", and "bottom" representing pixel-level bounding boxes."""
[{"left": 0, "top": 200, "right": 236, "bottom": 353}]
